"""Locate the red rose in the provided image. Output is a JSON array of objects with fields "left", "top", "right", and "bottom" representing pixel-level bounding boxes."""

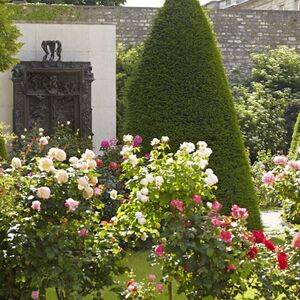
[
  {"left": 108, "top": 162, "right": 119, "bottom": 171},
  {"left": 220, "top": 230, "right": 232, "bottom": 243},
  {"left": 264, "top": 239, "right": 276, "bottom": 252},
  {"left": 96, "top": 159, "right": 103, "bottom": 167},
  {"left": 227, "top": 264, "right": 237, "bottom": 272},
  {"left": 277, "top": 252, "right": 288, "bottom": 270},
  {"left": 253, "top": 230, "right": 266, "bottom": 244},
  {"left": 247, "top": 246, "right": 258, "bottom": 259}
]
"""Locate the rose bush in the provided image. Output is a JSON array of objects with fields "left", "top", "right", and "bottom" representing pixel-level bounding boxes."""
[
  {"left": 261, "top": 152, "right": 300, "bottom": 224},
  {"left": 0, "top": 147, "right": 125, "bottom": 299}
]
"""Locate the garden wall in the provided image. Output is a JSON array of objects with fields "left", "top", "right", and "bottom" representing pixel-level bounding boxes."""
[
  {"left": 66, "top": 6, "right": 300, "bottom": 73},
  {"left": 0, "top": 23, "right": 116, "bottom": 149}
]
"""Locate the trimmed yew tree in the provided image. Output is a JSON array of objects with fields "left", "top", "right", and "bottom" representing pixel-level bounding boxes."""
[
  {"left": 289, "top": 112, "right": 300, "bottom": 159},
  {"left": 125, "top": 0, "right": 261, "bottom": 228}
]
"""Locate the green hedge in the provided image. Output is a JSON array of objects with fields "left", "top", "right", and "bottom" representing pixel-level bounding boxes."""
[
  {"left": 124, "top": 0, "right": 261, "bottom": 229},
  {"left": 0, "top": 137, "right": 7, "bottom": 161},
  {"left": 289, "top": 112, "right": 300, "bottom": 159}
]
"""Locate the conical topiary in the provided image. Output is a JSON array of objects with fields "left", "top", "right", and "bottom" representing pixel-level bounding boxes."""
[
  {"left": 289, "top": 112, "right": 300, "bottom": 159},
  {"left": 124, "top": 0, "right": 261, "bottom": 228}
]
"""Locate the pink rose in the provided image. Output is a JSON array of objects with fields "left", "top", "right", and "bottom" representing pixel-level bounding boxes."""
[
  {"left": 156, "top": 284, "right": 164, "bottom": 293},
  {"left": 133, "top": 135, "right": 143, "bottom": 148},
  {"left": 212, "top": 200, "right": 222, "bottom": 211},
  {"left": 100, "top": 139, "right": 110, "bottom": 149},
  {"left": 192, "top": 194, "right": 202, "bottom": 205},
  {"left": 288, "top": 160, "right": 300, "bottom": 170},
  {"left": 273, "top": 155, "right": 288, "bottom": 165},
  {"left": 262, "top": 172, "right": 276, "bottom": 185},
  {"left": 292, "top": 233, "right": 300, "bottom": 249},
  {"left": 170, "top": 199, "right": 184, "bottom": 213},
  {"left": 231, "top": 204, "right": 249, "bottom": 219},
  {"left": 78, "top": 229, "right": 89, "bottom": 237},
  {"left": 220, "top": 230, "right": 232, "bottom": 243},
  {"left": 147, "top": 273, "right": 156, "bottom": 281},
  {"left": 127, "top": 283, "right": 137, "bottom": 292},
  {"left": 65, "top": 198, "right": 80, "bottom": 211},
  {"left": 94, "top": 187, "right": 101, "bottom": 195},
  {"left": 31, "top": 200, "right": 41, "bottom": 212},
  {"left": 211, "top": 218, "right": 223, "bottom": 227},
  {"left": 154, "top": 244, "right": 165, "bottom": 257},
  {"left": 31, "top": 291, "right": 39, "bottom": 299},
  {"left": 227, "top": 264, "right": 236, "bottom": 272}
]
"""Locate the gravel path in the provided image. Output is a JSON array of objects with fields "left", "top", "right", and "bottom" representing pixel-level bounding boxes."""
[{"left": 261, "top": 210, "right": 283, "bottom": 234}]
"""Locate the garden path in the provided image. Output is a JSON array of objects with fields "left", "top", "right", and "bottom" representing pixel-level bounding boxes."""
[{"left": 261, "top": 209, "right": 283, "bottom": 235}]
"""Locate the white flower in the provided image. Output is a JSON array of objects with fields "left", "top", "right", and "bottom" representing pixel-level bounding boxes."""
[
  {"left": 138, "top": 217, "right": 146, "bottom": 225},
  {"left": 141, "top": 187, "right": 149, "bottom": 195},
  {"left": 83, "top": 186, "right": 94, "bottom": 199},
  {"left": 140, "top": 178, "right": 148, "bottom": 186},
  {"left": 39, "top": 136, "right": 48, "bottom": 146},
  {"left": 82, "top": 149, "right": 95, "bottom": 160},
  {"left": 135, "top": 212, "right": 144, "bottom": 219},
  {"left": 11, "top": 157, "right": 22, "bottom": 169},
  {"left": 79, "top": 161, "right": 89, "bottom": 171},
  {"left": 67, "top": 121, "right": 71, "bottom": 125},
  {"left": 206, "top": 201, "right": 212, "bottom": 209},
  {"left": 180, "top": 142, "right": 195, "bottom": 154},
  {"left": 146, "top": 174, "right": 154, "bottom": 183},
  {"left": 110, "top": 189, "right": 118, "bottom": 200},
  {"left": 38, "top": 128, "right": 44, "bottom": 132},
  {"left": 128, "top": 154, "right": 138, "bottom": 166},
  {"left": 37, "top": 186, "right": 51, "bottom": 199},
  {"left": 197, "top": 141, "right": 208, "bottom": 148},
  {"left": 69, "top": 157, "right": 79, "bottom": 165},
  {"left": 88, "top": 160, "right": 97, "bottom": 170},
  {"left": 161, "top": 136, "right": 169, "bottom": 143},
  {"left": 199, "top": 159, "right": 208, "bottom": 169},
  {"left": 186, "top": 160, "right": 193, "bottom": 166},
  {"left": 204, "top": 174, "right": 218, "bottom": 186},
  {"left": 89, "top": 176, "right": 98, "bottom": 186},
  {"left": 155, "top": 176, "right": 164, "bottom": 185},
  {"left": 120, "top": 145, "right": 133, "bottom": 156},
  {"left": 166, "top": 158, "right": 173, "bottom": 165},
  {"left": 78, "top": 176, "right": 89, "bottom": 190},
  {"left": 205, "top": 168, "right": 214, "bottom": 176},
  {"left": 204, "top": 147, "right": 213, "bottom": 157},
  {"left": 123, "top": 134, "right": 133, "bottom": 143},
  {"left": 54, "top": 149, "right": 66, "bottom": 162},
  {"left": 48, "top": 148, "right": 57, "bottom": 158},
  {"left": 39, "top": 157, "right": 53, "bottom": 172},
  {"left": 151, "top": 138, "right": 160, "bottom": 146},
  {"left": 20, "top": 135, "right": 25, "bottom": 140},
  {"left": 55, "top": 170, "right": 69, "bottom": 184},
  {"left": 140, "top": 195, "right": 149, "bottom": 203}
]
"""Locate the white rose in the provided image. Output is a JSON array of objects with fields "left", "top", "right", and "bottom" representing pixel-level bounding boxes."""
[
  {"left": 141, "top": 187, "right": 148, "bottom": 195},
  {"left": 205, "top": 168, "right": 214, "bottom": 176},
  {"left": 151, "top": 138, "right": 160, "bottom": 146},
  {"left": 140, "top": 178, "right": 148, "bottom": 186},
  {"left": 155, "top": 176, "right": 164, "bottom": 185},
  {"left": 110, "top": 189, "right": 118, "bottom": 200},
  {"left": 78, "top": 176, "right": 89, "bottom": 190},
  {"left": 48, "top": 148, "right": 57, "bottom": 158},
  {"left": 39, "top": 128, "right": 44, "bottom": 132},
  {"left": 180, "top": 142, "right": 195, "bottom": 154},
  {"left": 84, "top": 149, "right": 95, "bottom": 160},
  {"left": 206, "top": 201, "right": 212, "bottom": 209},
  {"left": 69, "top": 157, "right": 79, "bottom": 165},
  {"left": 140, "top": 195, "right": 149, "bottom": 203},
  {"left": 129, "top": 154, "right": 138, "bottom": 166},
  {"left": 88, "top": 160, "right": 97, "bottom": 170},
  {"left": 204, "top": 174, "right": 218, "bottom": 186},
  {"left": 135, "top": 212, "right": 144, "bottom": 219},
  {"left": 137, "top": 191, "right": 142, "bottom": 200},
  {"left": 197, "top": 141, "right": 208, "bottom": 148},
  {"left": 83, "top": 186, "right": 94, "bottom": 199},
  {"left": 38, "top": 157, "right": 53, "bottom": 172},
  {"left": 89, "top": 176, "right": 98, "bottom": 186},
  {"left": 37, "top": 186, "right": 51, "bottom": 199},
  {"left": 166, "top": 158, "right": 173, "bottom": 165},
  {"left": 204, "top": 147, "right": 213, "bottom": 157},
  {"left": 146, "top": 174, "right": 154, "bottom": 183},
  {"left": 79, "top": 161, "right": 89, "bottom": 171},
  {"left": 55, "top": 170, "right": 69, "bottom": 184},
  {"left": 138, "top": 217, "right": 146, "bottom": 225},
  {"left": 54, "top": 149, "right": 66, "bottom": 162},
  {"left": 11, "top": 157, "right": 22, "bottom": 169},
  {"left": 161, "top": 136, "right": 170, "bottom": 143},
  {"left": 199, "top": 159, "right": 208, "bottom": 169},
  {"left": 123, "top": 134, "right": 133, "bottom": 143},
  {"left": 120, "top": 145, "right": 133, "bottom": 156},
  {"left": 39, "top": 136, "right": 48, "bottom": 146}
]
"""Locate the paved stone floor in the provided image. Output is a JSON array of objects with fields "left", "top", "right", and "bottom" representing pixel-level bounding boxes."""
[{"left": 261, "top": 209, "right": 283, "bottom": 234}]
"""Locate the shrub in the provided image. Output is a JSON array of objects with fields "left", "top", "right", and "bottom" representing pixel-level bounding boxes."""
[
  {"left": 289, "top": 112, "right": 300, "bottom": 159},
  {"left": 235, "top": 46, "right": 300, "bottom": 158},
  {"left": 124, "top": 0, "right": 261, "bottom": 228},
  {"left": 0, "top": 136, "right": 6, "bottom": 161}
]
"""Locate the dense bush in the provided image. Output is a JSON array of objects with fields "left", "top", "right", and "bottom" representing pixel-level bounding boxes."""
[
  {"left": 289, "top": 112, "right": 300, "bottom": 159},
  {"left": 235, "top": 46, "right": 300, "bottom": 159},
  {"left": 0, "top": 136, "right": 7, "bottom": 161},
  {"left": 124, "top": 0, "right": 260, "bottom": 228}
]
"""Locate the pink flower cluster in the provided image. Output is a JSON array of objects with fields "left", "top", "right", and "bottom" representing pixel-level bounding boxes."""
[
  {"left": 231, "top": 204, "right": 248, "bottom": 219},
  {"left": 170, "top": 199, "right": 184, "bottom": 213}
]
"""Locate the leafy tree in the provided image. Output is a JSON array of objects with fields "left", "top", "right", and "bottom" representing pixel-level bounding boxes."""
[
  {"left": 124, "top": 0, "right": 261, "bottom": 228},
  {"left": 289, "top": 112, "right": 300, "bottom": 159},
  {"left": 25, "top": 0, "right": 126, "bottom": 5},
  {"left": 0, "top": 1, "right": 22, "bottom": 72},
  {"left": 235, "top": 47, "right": 300, "bottom": 159}
]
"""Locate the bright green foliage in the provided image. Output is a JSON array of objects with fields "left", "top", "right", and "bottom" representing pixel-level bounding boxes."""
[
  {"left": 26, "top": 0, "right": 126, "bottom": 5},
  {"left": 0, "top": 1, "right": 22, "bottom": 72},
  {"left": 124, "top": 0, "right": 261, "bottom": 228},
  {"left": 235, "top": 46, "right": 300, "bottom": 158},
  {"left": 0, "top": 133, "right": 7, "bottom": 161},
  {"left": 289, "top": 112, "right": 300, "bottom": 159}
]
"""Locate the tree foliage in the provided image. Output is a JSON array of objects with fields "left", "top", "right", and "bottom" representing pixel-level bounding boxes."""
[
  {"left": 289, "top": 112, "right": 300, "bottom": 159},
  {"left": 0, "top": 1, "right": 22, "bottom": 72},
  {"left": 124, "top": 0, "right": 261, "bottom": 228},
  {"left": 25, "top": 0, "right": 126, "bottom": 5}
]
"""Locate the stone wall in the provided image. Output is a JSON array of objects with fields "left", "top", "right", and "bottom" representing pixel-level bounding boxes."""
[{"left": 67, "top": 6, "right": 300, "bottom": 73}]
